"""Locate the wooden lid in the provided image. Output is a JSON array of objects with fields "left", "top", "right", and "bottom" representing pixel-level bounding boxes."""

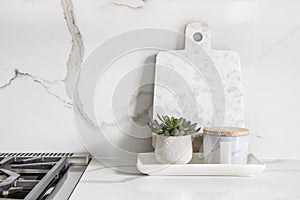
[{"left": 203, "top": 127, "right": 249, "bottom": 137}]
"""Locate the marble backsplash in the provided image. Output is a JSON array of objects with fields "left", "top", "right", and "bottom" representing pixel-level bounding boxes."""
[{"left": 0, "top": 0, "right": 300, "bottom": 159}]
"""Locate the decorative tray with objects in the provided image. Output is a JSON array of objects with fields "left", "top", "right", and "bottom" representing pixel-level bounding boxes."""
[
  {"left": 141, "top": 22, "right": 265, "bottom": 177},
  {"left": 136, "top": 153, "right": 265, "bottom": 176}
]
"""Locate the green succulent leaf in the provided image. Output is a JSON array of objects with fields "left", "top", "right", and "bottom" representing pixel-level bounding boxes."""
[
  {"left": 186, "top": 121, "right": 191, "bottom": 127},
  {"left": 186, "top": 123, "right": 197, "bottom": 131},
  {"left": 157, "top": 114, "right": 164, "bottom": 123},
  {"left": 148, "top": 114, "right": 201, "bottom": 137},
  {"left": 153, "top": 119, "right": 159, "bottom": 126}
]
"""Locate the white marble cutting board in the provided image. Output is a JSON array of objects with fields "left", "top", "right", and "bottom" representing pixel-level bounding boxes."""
[{"left": 153, "top": 22, "right": 244, "bottom": 127}]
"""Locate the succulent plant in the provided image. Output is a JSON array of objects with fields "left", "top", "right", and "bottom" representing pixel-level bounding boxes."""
[{"left": 147, "top": 114, "right": 201, "bottom": 136}]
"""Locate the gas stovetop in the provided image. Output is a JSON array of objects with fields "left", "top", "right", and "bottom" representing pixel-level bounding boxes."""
[{"left": 0, "top": 153, "right": 90, "bottom": 200}]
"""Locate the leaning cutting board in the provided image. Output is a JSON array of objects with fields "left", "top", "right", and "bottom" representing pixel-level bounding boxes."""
[{"left": 153, "top": 22, "right": 244, "bottom": 128}]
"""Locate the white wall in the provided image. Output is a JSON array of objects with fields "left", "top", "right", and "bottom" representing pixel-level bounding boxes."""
[{"left": 0, "top": 0, "right": 300, "bottom": 159}]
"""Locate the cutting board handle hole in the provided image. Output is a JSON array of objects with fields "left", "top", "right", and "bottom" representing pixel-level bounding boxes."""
[{"left": 193, "top": 32, "right": 203, "bottom": 42}]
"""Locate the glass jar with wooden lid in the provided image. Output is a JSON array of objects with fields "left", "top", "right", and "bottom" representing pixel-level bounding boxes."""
[{"left": 203, "top": 127, "right": 249, "bottom": 164}]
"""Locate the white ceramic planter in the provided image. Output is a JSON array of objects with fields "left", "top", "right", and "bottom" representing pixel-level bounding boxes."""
[
  {"left": 154, "top": 134, "right": 193, "bottom": 164},
  {"left": 203, "top": 127, "right": 249, "bottom": 164}
]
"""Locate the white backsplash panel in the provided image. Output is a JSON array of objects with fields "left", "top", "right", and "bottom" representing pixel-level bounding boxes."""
[{"left": 0, "top": 0, "right": 300, "bottom": 159}]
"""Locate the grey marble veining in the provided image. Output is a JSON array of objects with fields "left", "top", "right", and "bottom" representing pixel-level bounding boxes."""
[
  {"left": 0, "top": 0, "right": 82, "bottom": 108},
  {"left": 61, "top": 0, "right": 85, "bottom": 99}
]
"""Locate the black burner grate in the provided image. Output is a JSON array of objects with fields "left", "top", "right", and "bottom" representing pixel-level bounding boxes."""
[
  {"left": 0, "top": 153, "right": 73, "bottom": 157},
  {"left": 0, "top": 154, "right": 70, "bottom": 199}
]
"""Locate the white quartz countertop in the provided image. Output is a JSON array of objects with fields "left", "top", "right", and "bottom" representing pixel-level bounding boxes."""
[{"left": 70, "top": 158, "right": 300, "bottom": 200}]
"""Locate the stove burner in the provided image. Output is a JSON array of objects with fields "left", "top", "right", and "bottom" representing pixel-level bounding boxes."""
[
  {"left": 11, "top": 162, "right": 58, "bottom": 170},
  {"left": 0, "top": 157, "right": 16, "bottom": 166},
  {"left": 0, "top": 153, "right": 89, "bottom": 200},
  {"left": 0, "top": 168, "right": 20, "bottom": 193}
]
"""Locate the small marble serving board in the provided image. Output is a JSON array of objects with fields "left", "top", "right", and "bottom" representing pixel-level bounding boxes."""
[
  {"left": 153, "top": 22, "right": 244, "bottom": 127},
  {"left": 137, "top": 153, "right": 265, "bottom": 176}
]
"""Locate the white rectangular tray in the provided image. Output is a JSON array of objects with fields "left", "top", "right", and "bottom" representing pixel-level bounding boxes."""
[{"left": 137, "top": 153, "right": 265, "bottom": 177}]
